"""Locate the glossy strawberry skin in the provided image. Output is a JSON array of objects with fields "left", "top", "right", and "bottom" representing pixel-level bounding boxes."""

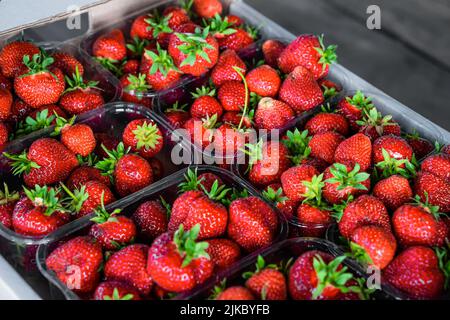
[
  {"left": 309, "top": 131, "right": 345, "bottom": 164},
  {"left": 254, "top": 97, "right": 295, "bottom": 130},
  {"left": 217, "top": 80, "right": 248, "bottom": 111},
  {"left": 130, "top": 15, "right": 153, "bottom": 40},
  {"left": 262, "top": 39, "right": 286, "bottom": 68},
  {"left": 8, "top": 99, "right": 31, "bottom": 123},
  {"left": 92, "top": 29, "right": 127, "bottom": 61},
  {"left": 0, "top": 122, "right": 8, "bottom": 147},
  {"left": 334, "top": 133, "right": 372, "bottom": 172},
  {"left": 190, "top": 95, "right": 223, "bottom": 119},
  {"left": 61, "top": 124, "right": 96, "bottom": 157},
  {"left": 218, "top": 29, "right": 254, "bottom": 52},
  {"left": 415, "top": 171, "right": 450, "bottom": 213},
  {"left": 90, "top": 216, "right": 137, "bottom": 250},
  {"left": 305, "top": 113, "right": 349, "bottom": 136},
  {"left": 122, "top": 119, "right": 164, "bottom": 159},
  {"left": 216, "top": 286, "right": 255, "bottom": 300},
  {"left": 114, "top": 154, "right": 153, "bottom": 197},
  {"left": 211, "top": 50, "right": 247, "bottom": 87},
  {"left": 132, "top": 200, "right": 168, "bottom": 240},
  {"left": 0, "top": 41, "right": 40, "bottom": 78},
  {"left": 51, "top": 52, "right": 84, "bottom": 77},
  {"left": 76, "top": 180, "right": 115, "bottom": 219},
  {"left": 421, "top": 153, "right": 450, "bottom": 184},
  {"left": 280, "top": 164, "right": 319, "bottom": 202},
  {"left": 264, "top": 183, "right": 300, "bottom": 218},
  {"left": 373, "top": 135, "right": 413, "bottom": 165},
  {"left": 213, "top": 123, "right": 248, "bottom": 158},
  {"left": 193, "top": 0, "right": 223, "bottom": 18},
  {"left": 183, "top": 118, "right": 215, "bottom": 148},
  {"left": 66, "top": 166, "right": 111, "bottom": 190},
  {"left": 165, "top": 109, "right": 190, "bottom": 128},
  {"left": 0, "top": 201, "right": 16, "bottom": 229},
  {"left": 93, "top": 280, "right": 141, "bottom": 300},
  {"left": 406, "top": 136, "right": 433, "bottom": 160},
  {"left": 245, "top": 65, "right": 281, "bottom": 97},
  {"left": 0, "top": 88, "right": 12, "bottom": 121},
  {"left": 205, "top": 238, "right": 241, "bottom": 271},
  {"left": 246, "top": 268, "right": 287, "bottom": 300},
  {"left": 372, "top": 175, "right": 412, "bottom": 211},
  {"left": 296, "top": 203, "right": 332, "bottom": 237},
  {"left": 59, "top": 88, "right": 105, "bottom": 115}
]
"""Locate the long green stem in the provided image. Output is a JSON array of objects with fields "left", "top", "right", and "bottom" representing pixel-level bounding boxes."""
[{"left": 232, "top": 66, "right": 249, "bottom": 131}]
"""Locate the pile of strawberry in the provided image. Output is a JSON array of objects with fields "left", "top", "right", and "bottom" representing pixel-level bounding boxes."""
[
  {"left": 0, "top": 42, "right": 110, "bottom": 148},
  {"left": 44, "top": 168, "right": 281, "bottom": 300},
  {"left": 161, "top": 35, "right": 339, "bottom": 160},
  {"left": 238, "top": 89, "right": 450, "bottom": 299},
  {"left": 0, "top": 117, "right": 164, "bottom": 237},
  {"left": 90, "top": 0, "right": 258, "bottom": 107}
]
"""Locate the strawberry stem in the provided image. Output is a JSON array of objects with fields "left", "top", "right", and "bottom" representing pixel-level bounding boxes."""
[{"left": 173, "top": 224, "right": 210, "bottom": 268}]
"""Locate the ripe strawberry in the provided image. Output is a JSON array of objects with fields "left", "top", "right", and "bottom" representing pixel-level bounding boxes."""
[
  {"left": 244, "top": 256, "right": 287, "bottom": 300},
  {"left": 51, "top": 52, "right": 84, "bottom": 77},
  {"left": 0, "top": 73, "right": 11, "bottom": 90},
  {"left": 322, "top": 163, "right": 370, "bottom": 205},
  {"left": 357, "top": 107, "right": 401, "bottom": 141},
  {"left": 245, "top": 65, "right": 281, "bottom": 98},
  {"left": 193, "top": 0, "right": 223, "bottom": 18},
  {"left": 66, "top": 164, "right": 111, "bottom": 190},
  {"left": 4, "top": 138, "right": 78, "bottom": 187},
  {"left": 211, "top": 49, "right": 246, "bottom": 87},
  {"left": 105, "top": 244, "right": 153, "bottom": 296},
  {"left": 337, "top": 91, "right": 374, "bottom": 131},
  {"left": 372, "top": 175, "right": 412, "bottom": 211},
  {"left": 205, "top": 238, "right": 241, "bottom": 271},
  {"left": 46, "top": 236, "right": 103, "bottom": 293},
  {"left": 0, "top": 122, "right": 7, "bottom": 147},
  {"left": 122, "top": 119, "right": 163, "bottom": 159},
  {"left": 0, "top": 41, "right": 40, "bottom": 78},
  {"left": 197, "top": 172, "right": 223, "bottom": 192},
  {"left": 0, "top": 88, "right": 12, "bottom": 120},
  {"left": 168, "top": 28, "right": 219, "bottom": 76},
  {"left": 8, "top": 99, "right": 31, "bottom": 123},
  {"left": 122, "top": 59, "right": 140, "bottom": 75},
  {"left": 262, "top": 39, "right": 286, "bottom": 68},
  {"left": 319, "top": 79, "right": 341, "bottom": 99},
  {"left": 221, "top": 111, "right": 252, "bottom": 128},
  {"left": 415, "top": 171, "right": 450, "bottom": 213},
  {"left": 216, "top": 286, "right": 255, "bottom": 300},
  {"left": 349, "top": 225, "right": 397, "bottom": 269},
  {"left": 94, "top": 280, "right": 141, "bottom": 300},
  {"left": 162, "top": 6, "right": 191, "bottom": 29},
  {"left": 262, "top": 184, "right": 299, "bottom": 218},
  {"left": 94, "top": 133, "right": 119, "bottom": 158},
  {"left": 278, "top": 34, "right": 337, "bottom": 79},
  {"left": 132, "top": 200, "right": 169, "bottom": 240},
  {"left": 280, "top": 164, "right": 319, "bottom": 202},
  {"left": 338, "top": 195, "right": 391, "bottom": 239},
  {"left": 228, "top": 196, "right": 278, "bottom": 252},
  {"left": 309, "top": 131, "right": 345, "bottom": 164},
  {"left": 0, "top": 183, "right": 20, "bottom": 229},
  {"left": 405, "top": 131, "right": 433, "bottom": 159},
  {"left": 120, "top": 73, "right": 152, "bottom": 108},
  {"left": 373, "top": 135, "right": 413, "bottom": 165},
  {"left": 384, "top": 246, "right": 444, "bottom": 299},
  {"left": 12, "top": 185, "right": 68, "bottom": 236},
  {"left": 14, "top": 53, "right": 65, "bottom": 108},
  {"left": 61, "top": 123, "right": 96, "bottom": 157},
  {"left": 305, "top": 112, "right": 349, "bottom": 136},
  {"left": 164, "top": 102, "right": 190, "bottom": 128},
  {"left": 279, "top": 66, "right": 324, "bottom": 113},
  {"left": 441, "top": 144, "right": 450, "bottom": 155},
  {"left": 190, "top": 86, "right": 223, "bottom": 119},
  {"left": 213, "top": 123, "right": 248, "bottom": 158},
  {"left": 218, "top": 28, "right": 255, "bottom": 51},
  {"left": 334, "top": 133, "right": 372, "bottom": 172},
  {"left": 225, "top": 15, "right": 243, "bottom": 27},
  {"left": 147, "top": 224, "right": 214, "bottom": 292},
  {"left": 183, "top": 116, "right": 217, "bottom": 148},
  {"left": 142, "top": 45, "right": 181, "bottom": 91},
  {"left": 130, "top": 15, "right": 153, "bottom": 40},
  {"left": 92, "top": 29, "right": 127, "bottom": 61},
  {"left": 421, "top": 153, "right": 450, "bottom": 184},
  {"left": 254, "top": 97, "right": 294, "bottom": 130},
  {"left": 217, "top": 80, "right": 248, "bottom": 111}
]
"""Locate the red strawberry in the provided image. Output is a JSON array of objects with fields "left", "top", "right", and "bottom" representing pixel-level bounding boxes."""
[
  {"left": 357, "top": 107, "right": 401, "bottom": 141},
  {"left": 319, "top": 79, "right": 341, "bottom": 99},
  {"left": 132, "top": 200, "right": 169, "bottom": 240},
  {"left": 221, "top": 111, "right": 252, "bottom": 128},
  {"left": 213, "top": 123, "right": 248, "bottom": 158},
  {"left": 61, "top": 123, "right": 96, "bottom": 157},
  {"left": 227, "top": 196, "right": 278, "bottom": 252},
  {"left": 373, "top": 135, "right": 413, "bottom": 165},
  {"left": 349, "top": 225, "right": 397, "bottom": 269},
  {"left": 280, "top": 164, "right": 319, "bottom": 202},
  {"left": 305, "top": 112, "right": 349, "bottom": 136},
  {"left": 297, "top": 203, "right": 332, "bottom": 237},
  {"left": 164, "top": 102, "right": 190, "bottom": 128},
  {"left": 245, "top": 65, "right": 281, "bottom": 98},
  {"left": 415, "top": 171, "right": 450, "bottom": 213},
  {"left": 105, "top": 244, "right": 153, "bottom": 296},
  {"left": 92, "top": 29, "right": 127, "bottom": 61},
  {"left": 130, "top": 15, "right": 153, "bottom": 40},
  {"left": 337, "top": 91, "right": 374, "bottom": 131},
  {"left": 218, "top": 28, "right": 255, "bottom": 51},
  {"left": 0, "top": 183, "right": 20, "bottom": 229},
  {"left": 217, "top": 80, "right": 248, "bottom": 111},
  {"left": 205, "top": 238, "right": 241, "bottom": 271},
  {"left": 0, "top": 88, "right": 12, "bottom": 121},
  {"left": 405, "top": 131, "right": 433, "bottom": 159},
  {"left": 122, "top": 59, "right": 140, "bottom": 75},
  {"left": 183, "top": 116, "right": 217, "bottom": 148},
  {"left": 262, "top": 184, "right": 299, "bottom": 218},
  {"left": 334, "top": 133, "right": 372, "bottom": 172},
  {"left": 441, "top": 144, "right": 450, "bottom": 155},
  {"left": 120, "top": 73, "right": 152, "bottom": 108},
  {"left": 254, "top": 97, "right": 294, "bottom": 130},
  {"left": 51, "top": 52, "right": 84, "bottom": 77},
  {"left": 278, "top": 34, "right": 337, "bottom": 79},
  {"left": 0, "top": 41, "right": 40, "bottom": 78},
  {"left": 225, "top": 15, "right": 243, "bottom": 27},
  {"left": 147, "top": 224, "right": 214, "bottom": 292},
  {"left": 421, "top": 153, "right": 450, "bottom": 184},
  {"left": 142, "top": 45, "right": 181, "bottom": 91},
  {"left": 193, "top": 0, "right": 223, "bottom": 18},
  {"left": 279, "top": 66, "right": 324, "bottom": 113},
  {"left": 211, "top": 49, "right": 247, "bottom": 87},
  {"left": 14, "top": 53, "right": 65, "bottom": 108},
  {"left": 46, "top": 236, "right": 103, "bottom": 293},
  {"left": 216, "top": 286, "right": 255, "bottom": 300},
  {"left": 197, "top": 172, "right": 223, "bottom": 192},
  {"left": 0, "top": 73, "right": 11, "bottom": 90},
  {"left": 122, "top": 119, "right": 163, "bottom": 159},
  {"left": 190, "top": 86, "right": 223, "bottom": 119},
  {"left": 93, "top": 280, "right": 141, "bottom": 300},
  {"left": 384, "top": 246, "right": 444, "bottom": 299},
  {"left": 8, "top": 99, "right": 32, "bottom": 123},
  {"left": 4, "top": 138, "right": 78, "bottom": 187},
  {"left": 66, "top": 166, "right": 111, "bottom": 190},
  {"left": 162, "top": 6, "right": 191, "bottom": 29},
  {"left": 309, "top": 131, "right": 345, "bottom": 164},
  {"left": 0, "top": 122, "right": 7, "bottom": 147},
  {"left": 262, "top": 39, "right": 286, "bottom": 68},
  {"left": 372, "top": 175, "right": 412, "bottom": 211},
  {"left": 338, "top": 195, "right": 391, "bottom": 239},
  {"left": 94, "top": 133, "right": 119, "bottom": 158}
]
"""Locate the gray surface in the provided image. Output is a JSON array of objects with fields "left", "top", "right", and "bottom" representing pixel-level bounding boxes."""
[{"left": 246, "top": 0, "right": 450, "bottom": 131}]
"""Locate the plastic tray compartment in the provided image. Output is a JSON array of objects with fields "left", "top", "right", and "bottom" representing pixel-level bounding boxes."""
[
  {"left": 176, "top": 237, "right": 393, "bottom": 300},
  {"left": 0, "top": 102, "right": 188, "bottom": 298},
  {"left": 36, "top": 165, "right": 289, "bottom": 300}
]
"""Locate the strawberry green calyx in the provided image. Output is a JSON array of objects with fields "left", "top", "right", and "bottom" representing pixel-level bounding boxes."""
[
  {"left": 159, "top": 196, "right": 172, "bottom": 219},
  {"left": 20, "top": 52, "right": 55, "bottom": 78},
  {"left": 15, "top": 109, "right": 56, "bottom": 138},
  {"left": 174, "top": 224, "right": 210, "bottom": 268},
  {"left": 179, "top": 168, "right": 204, "bottom": 192},
  {"left": 201, "top": 180, "right": 231, "bottom": 202},
  {"left": 435, "top": 247, "right": 450, "bottom": 290},
  {"left": 262, "top": 186, "right": 288, "bottom": 205},
  {"left": 176, "top": 27, "right": 215, "bottom": 67},
  {"left": 320, "top": 103, "right": 335, "bottom": 114},
  {"left": 60, "top": 183, "right": 89, "bottom": 214},
  {"left": 94, "top": 57, "right": 122, "bottom": 77},
  {"left": 64, "top": 66, "right": 99, "bottom": 93},
  {"left": 126, "top": 36, "right": 150, "bottom": 57},
  {"left": 282, "top": 129, "right": 312, "bottom": 165},
  {"left": 312, "top": 255, "right": 355, "bottom": 299},
  {"left": 145, "top": 44, "right": 179, "bottom": 77},
  {"left": 166, "top": 101, "right": 188, "bottom": 113},
  {"left": 249, "top": 92, "right": 262, "bottom": 109},
  {"left": 301, "top": 174, "right": 326, "bottom": 207},
  {"left": 77, "top": 153, "right": 99, "bottom": 166},
  {"left": 242, "top": 139, "right": 263, "bottom": 170},
  {"left": 356, "top": 107, "right": 396, "bottom": 134},
  {"left": 3, "top": 151, "right": 40, "bottom": 176},
  {"left": 242, "top": 255, "right": 278, "bottom": 279},
  {"left": 132, "top": 121, "right": 162, "bottom": 152},
  {"left": 412, "top": 193, "right": 444, "bottom": 221},
  {"left": 221, "top": 188, "right": 249, "bottom": 207},
  {"left": 244, "top": 25, "right": 259, "bottom": 40},
  {"left": 203, "top": 13, "right": 237, "bottom": 37},
  {"left": 191, "top": 85, "right": 216, "bottom": 99},
  {"left": 103, "top": 288, "right": 134, "bottom": 301},
  {"left": 90, "top": 193, "right": 122, "bottom": 224},
  {"left": 347, "top": 241, "right": 374, "bottom": 267},
  {"left": 375, "top": 148, "right": 418, "bottom": 179},
  {"left": 331, "top": 195, "right": 354, "bottom": 222},
  {"left": 52, "top": 113, "right": 76, "bottom": 136},
  {"left": 145, "top": 12, "right": 173, "bottom": 39},
  {"left": 95, "top": 142, "right": 130, "bottom": 178},
  {"left": 179, "top": 0, "right": 194, "bottom": 13},
  {"left": 322, "top": 85, "right": 338, "bottom": 100},
  {"left": 201, "top": 114, "right": 219, "bottom": 131},
  {"left": 0, "top": 183, "right": 19, "bottom": 205},
  {"left": 326, "top": 163, "right": 370, "bottom": 191},
  {"left": 23, "top": 185, "right": 64, "bottom": 216},
  {"left": 315, "top": 34, "right": 338, "bottom": 71},
  {"left": 208, "top": 278, "right": 227, "bottom": 300},
  {"left": 346, "top": 90, "right": 374, "bottom": 111},
  {"left": 125, "top": 73, "right": 151, "bottom": 97}
]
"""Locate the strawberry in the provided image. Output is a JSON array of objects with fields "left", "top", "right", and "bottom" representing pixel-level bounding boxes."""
[
  {"left": 217, "top": 80, "right": 248, "bottom": 111},
  {"left": 384, "top": 246, "right": 444, "bottom": 299},
  {"left": 94, "top": 280, "right": 141, "bottom": 300},
  {"left": 183, "top": 116, "right": 217, "bottom": 148},
  {"left": 309, "top": 131, "right": 345, "bottom": 164},
  {"left": 130, "top": 15, "right": 154, "bottom": 40},
  {"left": 277, "top": 34, "right": 337, "bottom": 79},
  {"left": 14, "top": 53, "right": 65, "bottom": 108},
  {"left": 193, "top": 0, "right": 223, "bottom": 18},
  {"left": 421, "top": 153, "right": 450, "bottom": 184},
  {"left": 349, "top": 225, "right": 397, "bottom": 269},
  {"left": 164, "top": 102, "right": 190, "bottom": 128},
  {"left": 147, "top": 224, "right": 214, "bottom": 292},
  {"left": 334, "top": 133, "right": 372, "bottom": 172},
  {"left": 66, "top": 166, "right": 111, "bottom": 190},
  {"left": 319, "top": 79, "right": 341, "bottom": 99},
  {"left": 213, "top": 123, "right": 248, "bottom": 158},
  {"left": 122, "top": 119, "right": 164, "bottom": 159},
  {"left": 441, "top": 144, "right": 450, "bottom": 155},
  {"left": 142, "top": 45, "right": 181, "bottom": 91},
  {"left": 254, "top": 97, "right": 294, "bottom": 130},
  {"left": 372, "top": 175, "right": 412, "bottom": 211},
  {"left": 0, "top": 122, "right": 7, "bottom": 147},
  {"left": 197, "top": 172, "right": 223, "bottom": 192},
  {"left": 92, "top": 29, "right": 127, "bottom": 61},
  {"left": 373, "top": 135, "right": 413, "bottom": 165},
  {"left": 262, "top": 39, "right": 286, "bottom": 68},
  {"left": 415, "top": 171, "right": 450, "bottom": 213},
  {"left": 94, "top": 133, "right": 119, "bottom": 158},
  {"left": 221, "top": 111, "right": 252, "bottom": 128},
  {"left": 392, "top": 198, "right": 448, "bottom": 247},
  {"left": 61, "top": 123, "right": 96, "bottom": 157},
  {"left": 4, "top": 138, "right": 78, "bottom": 187},
  {"left": 105, "top": 244, "right": 153, "bottom": 296},
  {"left": 8, "top": 99, "right": 32, "bottom": 123},
  {"left": 51, "top": 52, "right": 84, "bottom": 77},
  {"left": 244, "top": 256, "right": 287, "bottom": 300},
  {"left": 245, "top": 65, "right": 281, "bottom": 98},
  {"left": 190, "top": 86, "right": 223, "bottom": 119},
  {"left": 0, "top": 73, "right": 11, "bottom": 90},
  {"left": 322, "top": 163, "right": 370, "bottom": 205},
  {"left": 338, "top": 195, "right": 391, "bottom": 239},
  {"left": 132, "top": 200, "right": 169, "bottom": 240},
  {"left": 205, "top": 238, "right": 241, "bottom": 271},
  {"left": 168, "top": 27, "right": 219, "bottom": 76},
  {"left": 0, "top": 41, "right": 40, "bottom": 78},
  {"left": 357, "top": 107, "right": 401, "bottom": 141},
  {"left": 46, "top": 236, "right": 103, "bottom": 293},
  {"left": 218, "top": 28, "right": 255, "bottom": 51},
  {"left": 215, "top": 286, "right": 255, "bottom": 300},
  {"left": 120, "top": 73, "right": 152, "bottom": 108},
  {"left": 337, "top": 91, "right": 374, "bottom": 131},
  {"left": 0, "top": 88, "right": 12, "bottom": 121},
  {"left": 162, "top": 6, "right": 191, "bottom": 29},
  {"left": 143, "top": 13, "right": 174, "bottom": 49},
  {"left": 227, "top": 196, "right": 278, "bottom": 252},
  {"left": 0, "top": 183, "right": 20, "bottom": 229},
  {"left": 12, "top": 185, "right": 68, "bottom": 236},
  {"left": 262, "top": 184, "right": 299, "bottom": 218},
  {"left": 280, "top": 164, "right": 319, "bottom": 202},
  {"left": 279, "top": 66, "right": 324, "bottom": 113},
  {"left": 13, "top": 105, "right": 65, "bottom": 138},
  {"left": 211, "top": 49, "right": 246, "bottom": 87},
  {"left": 289, "top": 252, "right": 356, "bottom": 300},
  {"left": 404, "top": 131, "right": 433, "bottom": 159},
  {"left": 126, "top": 36, "right": 151, "bottom": 58},
  {"left": 305, "top": 112, "right": 349, "bottom": 136},
  {"left": 122, "top": 59, "right": 140, "bottom": 75}
]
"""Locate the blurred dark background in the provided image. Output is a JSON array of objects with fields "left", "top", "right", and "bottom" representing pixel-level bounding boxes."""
[{"left": 246, "top": 0, "right": 450, "bottom": 131}]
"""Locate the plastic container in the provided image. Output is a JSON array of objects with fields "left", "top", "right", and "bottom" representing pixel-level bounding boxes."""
[
  {"left": 0, "top": 102, "right": 189, "bottom": 299},
  {"left": 176, "top": 237, "right": 393, "bottom": 300},
  {"left": 36, "top": 165, "right": 288, "bottom": 300}
]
